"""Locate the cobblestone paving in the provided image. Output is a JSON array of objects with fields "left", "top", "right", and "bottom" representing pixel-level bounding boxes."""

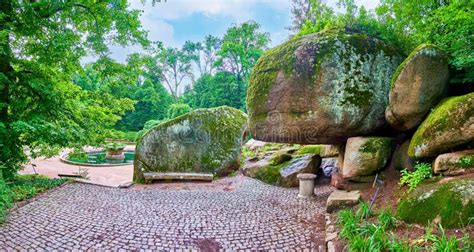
[{"left": 0, "top": 176, "right": 332, "bottom": 251}]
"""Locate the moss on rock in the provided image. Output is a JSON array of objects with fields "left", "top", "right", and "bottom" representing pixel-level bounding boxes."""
[
  {"left": 134, "top": 106, "right": 247, "bottom": 182},
  {"left": 396, "top": 177, "right": 474, "bottom": 228},
  {"left": 408, "top": 93, "right": 474, "bottom": 158},
  {"left": 247, "top": 29, "right": 403, "bottom": 144}
]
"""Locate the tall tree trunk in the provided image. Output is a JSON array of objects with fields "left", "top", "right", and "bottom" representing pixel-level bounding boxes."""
[
  {"left": 0, "top": 0, "right": 12, "bottom": 124},
  {"left": 0, "top": 0, "right": 14, "bottom": 179}
]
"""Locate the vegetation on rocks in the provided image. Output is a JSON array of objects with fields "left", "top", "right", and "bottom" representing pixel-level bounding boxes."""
[
  {"left": 134, "top": 106, "right": 247, "bottom": 182},
  {"left": 338, "top": 202, "right": 472, "bottom": 251},
  {"left": 397, "top": 178, "right": 474, "bottom": 228},
  {"left": 399, "top": 163, "right": 433, "bottom": 192},
  {"left": 408, "top": 93, "right": 474, "bottom": 158}
]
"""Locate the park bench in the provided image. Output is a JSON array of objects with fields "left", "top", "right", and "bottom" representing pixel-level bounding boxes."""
[{"left": 143, "top": 172, "right": 214, "bottom": 184}]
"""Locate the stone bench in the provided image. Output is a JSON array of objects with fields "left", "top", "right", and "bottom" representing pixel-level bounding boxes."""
[{"left": 143, "top": 172, "right": 214, "bottom": 183}]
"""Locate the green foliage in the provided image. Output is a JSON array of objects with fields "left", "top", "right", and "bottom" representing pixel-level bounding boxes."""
[
  {"left": 296, "top": 145, "right": 321, "bottom": 155},
  {"left": 0, "top": 1, "right": 149, "bottom": 179},
  {"left": 338, "top": 203, "right": 472, "bottom": 251},
  {"left": 104, "top": 142, "right": 126, "bottom": 150},
  {"left": 182, "top": 72, "right": 247, "bottom": 110},
  {"left": 295, "top": 0, "right": 474, "bottom": 84},
  {"left": 0, "top": 179, "right": 13, "bottom": 222},
  {"left": 167, "top": 103, "right": 192, "bottom": 119},
  {"left": 458, "top": 157, "right": 473, "bottom": 168},
  {"left": 0, "top": 175, "right": 68, "bottom": 222},
  {"left": 399, "top": 163, "right": 433, "bottom": 192}
]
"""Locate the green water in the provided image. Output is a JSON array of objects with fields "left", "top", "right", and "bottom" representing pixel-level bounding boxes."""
[{"left": 68, "top": 152, "right": 135, "bottom": 164}]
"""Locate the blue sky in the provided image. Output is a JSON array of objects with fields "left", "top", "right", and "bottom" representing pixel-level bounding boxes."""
[{"left": 104, "top": 0, "right": 380, "bottom": 63}]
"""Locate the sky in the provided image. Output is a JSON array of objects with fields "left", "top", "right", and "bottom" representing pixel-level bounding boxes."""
[{"left": 102, "top": 0, "right": 381, "bottom": 63}]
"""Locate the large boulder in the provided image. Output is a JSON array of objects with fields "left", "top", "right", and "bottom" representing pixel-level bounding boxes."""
[
  {"left": 342, "top": 137, "right": 392, "bottom": 179},
  {"left": 134, "top": 106, "right": 247, "bottom": 182},
  {"left": 408, "top": 93, "right": 474, "bottom": 158},
  {"left": 247, "top": 30, "right": 403, "bottom": 144},
  {"left": 433, "top": 150, "right": 474, "bottom": 176},
  {"left": 396, "top": 177, "right": 474, "bottom": 228},
  {"left": 385, "top": 44, "right": 449, "bottom": 131}
]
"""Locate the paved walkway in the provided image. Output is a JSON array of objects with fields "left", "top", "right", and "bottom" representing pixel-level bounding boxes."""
[{"left": 0, "top": 176, "right": 332, "bottom": 250}]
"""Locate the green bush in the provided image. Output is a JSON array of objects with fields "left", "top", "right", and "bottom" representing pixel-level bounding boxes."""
[
  {"left": 167, "top": 103, "right": 192, "bottom": 119},
  {"left": 0, "top": 180, "right": 13, "bottom": 222},
  {"left": 399, "top": 162, "right": 433, "bottom": 192},
  {"left": 0, "top": 175, "right": 68, "bottom": 223}
]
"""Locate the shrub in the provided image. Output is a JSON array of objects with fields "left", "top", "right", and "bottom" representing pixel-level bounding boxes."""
[
  {"left": 399, "top": 162, "right": 432, "bottom": 192},
  {"left": 167, "top": 103, "right": 192, "bottom": 119},
  {"left": 0, "top": 180, "right": 13, "bottom": 222}
]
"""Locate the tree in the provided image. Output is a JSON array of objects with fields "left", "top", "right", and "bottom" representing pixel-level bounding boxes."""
[
  {"left": 215, "top": 21, "right": 270, "bottom": 82},
  {"left": 0, "top": 0, "right": 148, "bottom": 179},
  {"left": 157, "top": 47, "right": 193, "bottom": 101},
  {"left": 376, "top": 0, "right": 474, "bottom": 84},
  {"left": 288, "top": 0, "right": 312, "bottom": 33},
  {"left": 183, "top": 72, "right": 245, "bottom": 110}
]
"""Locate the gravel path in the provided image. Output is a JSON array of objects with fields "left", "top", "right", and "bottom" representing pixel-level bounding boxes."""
[{"left": 0, "top": 175, "right": 332, "bottom": 251}]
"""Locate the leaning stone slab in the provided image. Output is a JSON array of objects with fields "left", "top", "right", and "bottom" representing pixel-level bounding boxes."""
[
  {"left": 386, "top": 44, "right": 449, "bottom": 131},
  {"left": 342, "top": 137, "right": 392, "bottom": 179},
  {"left": 247, "top": 30, "right": 403, "bottom": 144},
  {"left": 134, "top": 106, "right": 247, "bottom": 182},
  {"left": 408, "top": 93, "right": 474, "bottom": 158},
  {"left": 326, "top": 190, "right": 361, "bottom": 213},
  {"left": 433, "top": 150, "right": 474, "bottom": 176}
]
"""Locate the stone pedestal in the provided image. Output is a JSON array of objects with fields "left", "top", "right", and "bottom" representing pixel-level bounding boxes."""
[{"left": 297, "top": 173, "right": 317, "bottom": 198}]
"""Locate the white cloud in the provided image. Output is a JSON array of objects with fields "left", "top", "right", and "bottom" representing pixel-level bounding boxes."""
[{"left": 130, "top": 0, "right": 291, "bottom": 22}]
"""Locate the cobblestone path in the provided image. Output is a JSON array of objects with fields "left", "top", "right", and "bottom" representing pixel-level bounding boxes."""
[{"left": 0, "top": 176, "right": 332, "bottom": 251}]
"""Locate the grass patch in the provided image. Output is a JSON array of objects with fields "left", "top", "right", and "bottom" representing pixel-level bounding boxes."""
[
  {"left": 338, "top": 202, "right": 472, "bottom": 251},
  {"left": 0, "top": 174, "right": 69, "bottom": 223}
]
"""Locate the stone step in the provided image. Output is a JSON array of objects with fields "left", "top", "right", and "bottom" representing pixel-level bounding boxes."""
[{"left": 143, "top": 172, "right": 214, "bottom": 183}]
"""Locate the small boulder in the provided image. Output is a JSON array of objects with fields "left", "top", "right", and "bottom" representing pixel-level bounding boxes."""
[
  {"left": 279, "top": 154, "right": 321, "bottom": 187},
  {"left": 433, "top": 150, "right": 474, "bottom": 176},
  {"left": 342, "top": 137, "right": 392, "bottom": 179},
  {"left": 244, "top": 139, "right": 268, "bottom": 151},
  {"left": 326, "top": 190, "right": 361, "bottom": 213},
  {"left": 320, "top": 157, "right": 341, "bottom": 176},
  {"left": 396, "top": 177, "right": 474, "bottom": 228},
  {"left": 330, "top": 173, "right": 347, "bottom": 190},
  {"left": 408, "top": 93, "right": 474, "bottom": 158},
  {"left": 134, "top": 106, "right": 247, "bottom": 182},
  {"left": 386, "top": 44, "right": 449, "bottom": 131},
  {"left": 247, "top": 30, "right": 403, "bottom": 144},
  {"left": 242, "top": 157, "right": 272, "bottom": 177},
  {"left": 393, "top": 140, "right": 416, "bottom": 171}
]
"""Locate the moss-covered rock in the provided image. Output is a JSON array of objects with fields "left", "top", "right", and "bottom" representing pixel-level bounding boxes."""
[
  {"left": 247, "top": 30, "right": 403, "bottom": 144},
  {"left": 342, "top": 137, "right": 392, "bottom": 179},
  {"left": 408, "top": 93, "right": 474, "bottom": 158},
  {"left": 134, "top": 106, "right": 247, "bottom": 182},
  {"left": 396, "top": 177, "right": 474, "bottom": 228},
  {"left": 433, "top": 150, "right": 474, "bottom": 176},
  {"left": 386, "top": 44, "right": 449, "bottom": 131}
]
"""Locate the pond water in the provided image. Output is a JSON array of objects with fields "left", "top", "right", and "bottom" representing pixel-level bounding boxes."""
[{"left": 67, "top": 152, "right": 135, "bottom": 164}]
